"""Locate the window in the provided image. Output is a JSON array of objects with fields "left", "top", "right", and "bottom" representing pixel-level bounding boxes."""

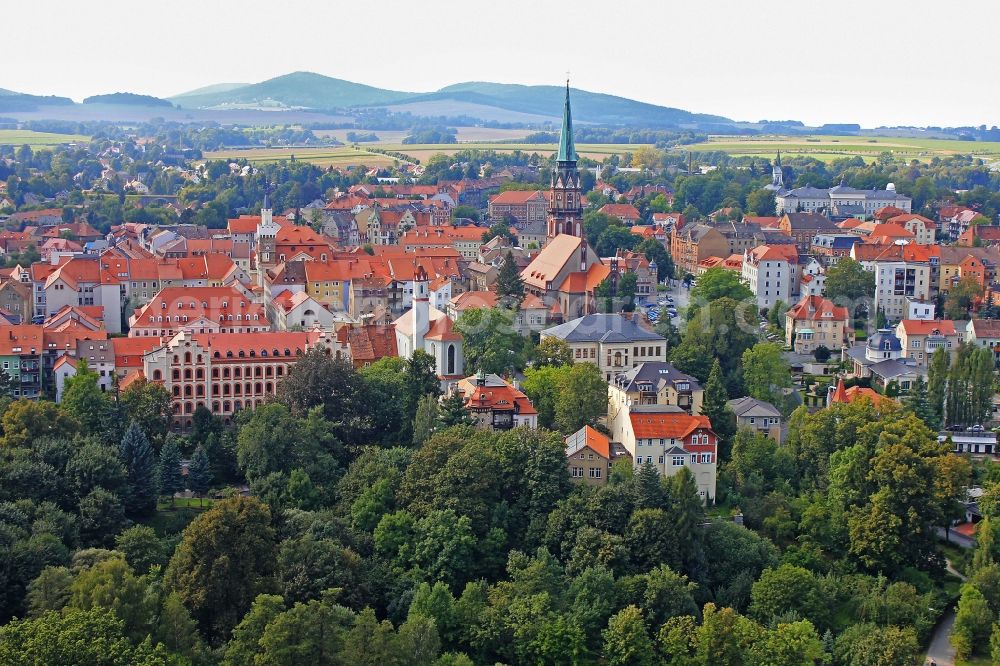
[
  {"left": 700, "top": 453, "right": 712, "bottom": 464},
  {"left": 589, "top": 468, "right": 602, "bottom": 479},
  {"left": 672, "top": 456, "right": 684, "bottom": 467},
  {"left": 571, "top": 467, "right": 583, "bottom": 478},
  {"left": 690, "top": 454, "right": 698, "bottom": 464}
]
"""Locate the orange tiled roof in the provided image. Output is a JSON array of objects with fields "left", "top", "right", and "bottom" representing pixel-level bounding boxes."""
[
  {"left": 490, "top": 190, "right": 544, "bottom": 205},
  {"left": 899, "top": 319, "right": 957, "bottom": 336},
  {"left": 629, "top": 412, "right": 713, "bottom": 439},
  {"left": 787, "top": 295, "right": 849, "bottom": 322}
]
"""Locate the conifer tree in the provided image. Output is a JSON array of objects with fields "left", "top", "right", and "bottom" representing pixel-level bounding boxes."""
[
  {"left": 700, "top": 359, "right": 735, "bottom": 458},
  {"left": 927, "top": 347, "right": 949, "bottom": 429},
  {"left": 903, "top": 376, "right": 934, "bottom": 427},
  {"left": 118, "top": 421, "right": 158, "bottom": 516},
  {"left": 187, "top": 445, "right": 212, "bottom": 506},
  {"left": 496, "top": 250, "right": 525, "bottom": 310},
  {"left": 157, "top": 438, "right": 184, "bottom": 506},
  {"left": 438, "top": 391, "right": 474, "bottom": 428}
]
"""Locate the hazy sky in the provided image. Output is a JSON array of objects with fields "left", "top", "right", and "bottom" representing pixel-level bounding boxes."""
[{"left": 5, "top": 0, "right": 997, "bottom": 128}]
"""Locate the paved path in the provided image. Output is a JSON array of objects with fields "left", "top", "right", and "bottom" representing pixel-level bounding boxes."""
[
  {"left": 925, "top": 610, "right": 957, "bottom": 666},
  {"left": 924, "top": 559, "right": 967, "bottom": 666}
]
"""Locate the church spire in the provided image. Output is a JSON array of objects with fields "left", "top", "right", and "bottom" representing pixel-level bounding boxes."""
[{"left": 556, "top": 80, "right": 577, "bottom": 163}]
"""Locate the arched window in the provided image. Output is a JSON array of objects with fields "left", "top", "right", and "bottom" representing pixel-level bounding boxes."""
[
  {"left": 172, "top": 386, "right": 180, "bottom": 397},
  {"left": 265, "top": 366, "right": 273, "bottom": 376},
  {"left": 152, "top": 369, "right": 163, "bottom": 381},
  {"left": 254, "top": 382, "right": 262, "bottom": 394},
  {"left": 196, "top": 368, "right": 204, "bottom": 380},
  {"left": 183, "top": 385, "right": 192, "bottom": 397},
  {"left": 172, "top": 354, "right": 179, "bottom": 364},
  {"left": 223, "top": 384, "right": 230, "bottom": 395},
  {"left": 211, "top": 384, "right": 219, "bottom": 396},
  {"left": 223, "top": 401, "right": 231, "bottom": 412},
  {"left": 212, "top": 401, "right": 220, "bottom": 412},
  {"left": 184, "top": 369, "right": 192, "bottom": 380},
  {"left": 234, "top": 367, "right": 242, "bottom": 378},
  {"left": 172, "top": 369, "right": 180, "bottom": 381},
  {"left": 254, "top": 366, "right": 262, "bottom": 377},
  {"left": 196, "top": 385, "right": 204, "bottom": 397},
  {"left": 249, "top": 350, "right": 255, "bottom": 357},
  {"left": 211, "top": 368, "right": 219, "bottom": 379},
  {"left": 447, "top": 344, "right": 456, "bottom": 375}
]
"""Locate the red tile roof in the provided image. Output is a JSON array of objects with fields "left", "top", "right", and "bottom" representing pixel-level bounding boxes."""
[
  {"left": 489, "top": 190, "right": 545, "bottom": 205},
  {"left": 898, "top": 319, "right": 957, "bottom": 336},
  {"left": 599, "top": 203, "right": 641, "bottom": 220},
  {"left": 787, "top": 295, "right": 849, "bottom": 322},
  {"left": 629, "top": 412, "right": 714, "bottom": 440}
]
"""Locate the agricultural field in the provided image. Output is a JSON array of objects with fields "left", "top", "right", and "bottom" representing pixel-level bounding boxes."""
[
  {"left": 0, "top": 129, "right": 90, "bottom": 146},
  {"left": 202, "top": 145, "right": 400, "bottom": 168},
  {"left": 380, "top": 142, "right": 649, "bottom": 163},
  {"left": 204, "top": 141, "right": 648, "bottom": 168},
  {"left": 683, "top": 134, "right": 1000, "bottom": 163},
  {"left": 312, "top": 127, "right": 533, "bottom": 144}
]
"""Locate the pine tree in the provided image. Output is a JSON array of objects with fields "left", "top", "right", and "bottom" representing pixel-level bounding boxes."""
[
  {"left": 928, "top": 347, "right": 949, "bottom": 429},
  {"left": 118, "top": 421, "right": 158, "bottom": 517},
  {"left": 437, "top": 391, "right": 474, "bottom": 428},
  {"left": 187, "top": 445, "right": 212, "bottom": 506},
  {"left": 412, "top": 394, "right": 439, "bottom": 446},
  {"left": 496, "top": 250, "right": 525, "bottom": 310},
  {"left": 157, "top": 438, "right": 184, "bottom": 507},
  {"left": 903, "top": 376, "right": 934, "bottom": 427},
  {"left": 700, "top": 359, "right": 735, "bottom": 459}
]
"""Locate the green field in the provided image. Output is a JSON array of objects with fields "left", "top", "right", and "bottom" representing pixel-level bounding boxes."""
[
  {"left": 0, "top": 129, "right": 90, "bottom": 147},
  {"left": 205, "top": 141, "right": 649, "bottom": 168},
  {"left": 203, "top": 145, "right": 401, "bottom": 168},
  {"left": 684, "top": 134, "right": 1000, "bottom": 163}
]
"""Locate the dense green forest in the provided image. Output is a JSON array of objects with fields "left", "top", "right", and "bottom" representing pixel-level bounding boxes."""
[{"left": 0, "top": 339, "right": 992, "bottom": 664}]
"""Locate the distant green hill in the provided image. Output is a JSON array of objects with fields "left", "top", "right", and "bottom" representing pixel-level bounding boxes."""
[
  {"left": 83, "top": 92, "right": 173, "bottom": 107},
  {"left": 169, "top": 71, "right": 734, "bottom": 127},
  {"left": 0, "top": 89, "right": 73, "bottom": 112},
  {"left": 419, "top": 82, "right": 731, "bottom": 126},
  {"left": 169, "top": 72, "right": 411, "bottom": 110}
]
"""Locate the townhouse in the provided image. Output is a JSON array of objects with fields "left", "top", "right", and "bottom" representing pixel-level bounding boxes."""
[
  {"left": 608, "top": 361, "right": 703, "bottom": 415},
  {"left": 607, "top": 404, "right": 718, "bottom": 500},
  {"left": 851, "top": 243, "right": 937, "bottom": 322},
  {"left": 895, "top": 319, "right": 959, "bottom": 367},
  {"left": 742, "top": 244, "right": 798, "bottom": 310},
  {"left": 128, "top": 286, "right": 269, "bottom": 338},
  {"left": 565, "top": 425, "right": 612, "bottom": 486}
]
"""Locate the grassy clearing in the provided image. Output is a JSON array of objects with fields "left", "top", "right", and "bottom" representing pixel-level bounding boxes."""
[
  {"left": 0, "top": 129, "right": 90, "bottom": 147},
  {"left": 683, "top": 134, "right": 1000, "bottom": 163}
]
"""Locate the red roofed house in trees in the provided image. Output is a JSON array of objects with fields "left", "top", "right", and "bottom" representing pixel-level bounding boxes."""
[
  {"left": 565, "top": 425, "right": 611, "bottom": 485},
  {"left": 454, "top": 371, "right": 538, "bottom": 431}
]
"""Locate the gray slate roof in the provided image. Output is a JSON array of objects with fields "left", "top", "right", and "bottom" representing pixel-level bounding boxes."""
[
  {"left": 542, "top": 314, "right": 666, "bottom": 344},
  {"left": 613, "top": 361, "right": 701, "bottom": 393},
  {"left": 727, "top": 396, "right": 781, "bottom": 418}
]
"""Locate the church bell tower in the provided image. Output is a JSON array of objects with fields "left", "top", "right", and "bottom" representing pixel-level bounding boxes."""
[{"left": 547, "top": 81, "right": 583, "bottom": 240}]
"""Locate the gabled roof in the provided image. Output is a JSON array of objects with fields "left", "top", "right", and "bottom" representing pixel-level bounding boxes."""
[
  {"left": 629, "top": 410, "right": 714, "bottom": 440},
  {"left": 786, "top": 295, "right": 849, "bottom": 322},
  {"left": 521, "top": 234, "right": 586, "bottom": 290},
  {"left": 599, "top": 203, "right": 641, "bottom": 220},
  {"left": 727, "top": 396, "right": 781, "bottom": 418},
  {"left": 565, "top": 425, "right": 610, "bottom": 459},
  {"left": 489, "top": 190, "right": 545, "bottom": 205}
]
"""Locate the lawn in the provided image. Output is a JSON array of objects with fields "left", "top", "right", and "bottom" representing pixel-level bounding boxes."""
[
  {"left": 0, "top": 129, "right": 90, "bottom": 147},
  {"left": 683, "top": 134, "right": 1000, "bottom": 163}
]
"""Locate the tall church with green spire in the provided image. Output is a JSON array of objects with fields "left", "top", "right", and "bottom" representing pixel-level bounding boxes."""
[{"left": 547, "top": 81, "right": 583, "bottom": 240}]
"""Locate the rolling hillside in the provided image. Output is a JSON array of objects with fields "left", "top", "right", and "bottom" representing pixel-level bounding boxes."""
[
  {"left": 169, "top": 72, "right": 412, "bottom": 110},
  {"left": 169, "top": 72, "right": 734, "bottom": 127}
]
